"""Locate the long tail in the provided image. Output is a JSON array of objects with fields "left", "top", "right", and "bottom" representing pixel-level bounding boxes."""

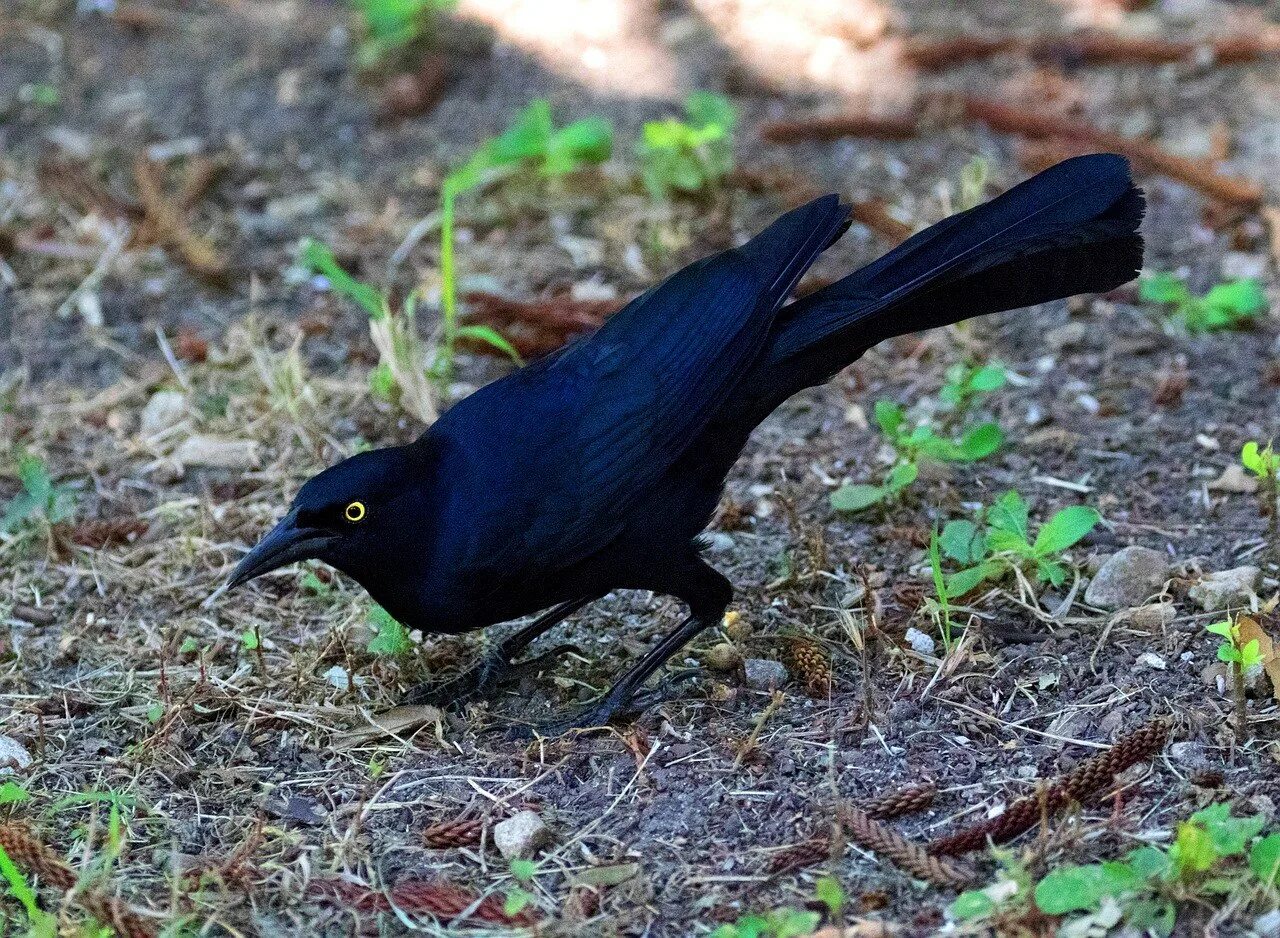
[{"left": 751, "top": 153, "right": 1144, "bottom": 409}]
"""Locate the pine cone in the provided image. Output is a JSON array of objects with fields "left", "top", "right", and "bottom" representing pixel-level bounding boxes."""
[
  {"left": 0, "top": 825, "right": 156, "bottom": 938},
  {"left": 422, "top": 818, "right": 484, "bottom": 849},
  {"left": 838, "top": 806, "right": 973, "bottom": 887},
  {"left": 768, "top": 837, "right": 831, "bottom": 874},
  {"left": 787, "top": 638, "right": 832, "bottom": 696},
  {"left": 862, "top": 783, "right": 936, "bottom": 821},
  {"left": 929, "top": 719, "right": 1169, "bottom": 857}
]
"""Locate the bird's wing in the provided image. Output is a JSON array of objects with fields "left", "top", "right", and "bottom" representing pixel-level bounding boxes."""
[{"left": 436, "top": 195, "right": 850, "bottom": 580}]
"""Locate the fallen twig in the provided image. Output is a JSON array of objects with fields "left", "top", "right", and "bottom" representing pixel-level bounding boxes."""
[{"left": 904, "top": 29, "right": 1280, "bottom": 70}]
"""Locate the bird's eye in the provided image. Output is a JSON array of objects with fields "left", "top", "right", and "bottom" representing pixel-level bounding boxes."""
[{"left": 343, "top": 501, "right": 366, "bottom": 523}]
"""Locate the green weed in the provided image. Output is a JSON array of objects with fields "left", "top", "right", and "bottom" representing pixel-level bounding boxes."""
[
  {"left": 829, "top": 398, "right": 1001, "bottom": 513},
  {"left": 367, "top": 605, "right": 412, "bottom": 657},
  {"left": 1242, "top": 440, "right": 1279, "bottom": 559},
  {"left": 938, "top": 491, "right": 1100, "bottom": 596},
  {"left": 638, "top": 92, "right": 736, "bottom": 200},
  {"left": 349, "top": 0, "right": 457, "bottom": 68},
  {"left": 1207, "top": 614, "right": 1264, "bottom": 738},
  {"left": 439, "top": 99, "right": 610, "bottom": 384},
  {"left": 1140, "top": 272, "right": 1267, "bottom": 333},
  {"left": 954, "top": 803, "right": 1279, "bottom": 935},
  {"left": 1, "top": 452, "right": 76, "bottom": 552}
]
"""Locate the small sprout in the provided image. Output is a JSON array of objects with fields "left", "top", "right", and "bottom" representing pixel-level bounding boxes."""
[
  {"left": 0, "top": 782, "right": 30, "bottom": 806},
  {"left": 1207, "top": 615, "right": 1262, "bottom": 738},
  {"left": 1140, "top": 272, "right": 1267, "bottom": 333},
  {"left": 957, "top": 155, "right": 990, "bottom": 212},
  {"left": 638, "top": 91, "right": 737, "bottom": 200},
  {"left": 2, "top": 452, "right": 77, "bottom": 539},
  {"left": 0, "top": 842, "right": 55, "bottom": 937},
  {"left": 814, "top": 876, "right": 844, "bottom": 918},
  {"left": 939, "top": 362, "right": 1006, "bottom": 416},
  {"left": 924, "top": 526, "right": 959, "bottom": 653},
  {"left": 350, "top": 0, "right": 457, "bottom": 68},
  {"left": 830, "top": 395, "right": 1003, "bottom": 514},
  {"left": 367, "top": 605, "right": 412, "bottom": 657},
  {"left": 940, "top": 491, "right": 1100, "bottom": 596},
  {"left": 18, "top": 83, "right": 59, "bottom": 108},
  {"left": 1242, "top": 440, "right": 1279, "bottom": 560},
  {"left": 240, "top": 629, "right": 260, "bottom": 651},
  {"left": 504, "top": 858, "right": 537, "bottom": 918}
]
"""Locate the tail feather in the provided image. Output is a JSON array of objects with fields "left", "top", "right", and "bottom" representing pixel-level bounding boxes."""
[{"left": 756, "top": 154, "right": 1144, "bottom": 402}]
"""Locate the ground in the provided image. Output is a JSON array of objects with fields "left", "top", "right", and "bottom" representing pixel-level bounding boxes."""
[{"left": 1, "top": 0, "right": 1279, "bottom": 935}]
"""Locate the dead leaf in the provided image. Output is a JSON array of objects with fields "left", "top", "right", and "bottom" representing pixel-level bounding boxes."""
[
  {"left": 1208, "top": 463, "right": 1259, "bottom": 494},
  {"left": 1236, "top": 615, "right": 1280, "bottom": 702},
  {"left": 335, "top": 704, "right": 445, "bottom": 747}
]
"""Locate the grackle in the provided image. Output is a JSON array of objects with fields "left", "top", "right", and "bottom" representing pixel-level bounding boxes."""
[{"left": 228, "top": 154, "right": 1143, "bottom": 734}]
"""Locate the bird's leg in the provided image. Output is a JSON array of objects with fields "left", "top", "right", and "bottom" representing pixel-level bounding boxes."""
[
  {"left": 528, "top": 613, "right": 715, "bottom": 736},
  {"left": 403, "top": 597, "right": 592, "bottom": 707}
]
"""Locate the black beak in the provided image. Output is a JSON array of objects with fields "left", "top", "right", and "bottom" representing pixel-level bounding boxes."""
[{"left": 226, "top": 509, "right": 337, "bottom": 589}]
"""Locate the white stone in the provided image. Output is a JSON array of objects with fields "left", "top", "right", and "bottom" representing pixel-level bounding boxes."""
[
  {"left": 1084, "top": 546, "right": 1173, "bottom": 610},
  {"left": 493, "top": 810, "right": 551, "bottom": 859},
  {"left": 140, "top": 390, "right": 187, "bottom": 436}
]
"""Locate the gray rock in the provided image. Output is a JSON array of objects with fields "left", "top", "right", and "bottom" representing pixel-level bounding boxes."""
[
  {"left": 1189, "top": 566, "right": 1261, "bottom": 611},
  {"left": 742, "top": 658, "right": 789, "bottom": 690},
  {"left": 1254, "top": 909, "right": 1280, "bottom": 938},
  {"left": 1084, "top": 546, "right": 1172, "bottom": 610},
  {"left": 493, "top": 810, "right": 551, "bottom": 859},
  {"left": 0, "top": 735, "right": 31, "bottom": 774}
]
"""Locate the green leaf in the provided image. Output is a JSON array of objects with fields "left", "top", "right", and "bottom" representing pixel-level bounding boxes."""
[
  {"left": 368, "top": 362, "right": 396, "bottom": 401},
  {"left": 1035, "top": 862, "right": 1137, "bottom": 914},
  {"left": 949, "top": 889, "right": 995, "bottom": 920},
  {"left": 685, "top": 91, "right": 736, "bottom": 133},
  {"left": 509, "top": 858, "right": 537, "bottom": 882},
  {"left": 1249, "top": 833, "right": 1280, "bottom": 885},
  {"left": 453, "top": 324, "right": 523, "bottom": 363},
  {"left": 1126, "top": 898, "right": 1176, "bottom": 937},
  {"left": 1125, "top": 846, "right": 1170, "bottom": 879},
  {"left": 1191, "top": 803, "right": 1264, "bottom": 856},
  {"left": 543, "top": 117, "right": 613, "bottom": 175},
  {"left": 970, "top": 364, "right": 1006, "bottom": 392},
  {"left": 1139, "top": 273, "right": 1190, "bottom": 306},
  {"left": 873, "top": 400, "right": 904, "bottom": 437},
  {"left": 830, "top": 484, "right": 887, "bottom": 513},
  {"left": 814, "top": 876, "right": 843, "bottom": 917},
  {"left": 1240, "top": 638, "right": 1264, "bottom": 670},
  {"left": 299, "top": 239, "right": 386, "bottom": 319},
  {"left": 884, "top": 461, "right": 918, "bottom": 494},
  {"left": 1206, "top": 620, "right": 1235, "bottom": 639},
  {"left": 955, "top": 422, "right": 1002, "bottom": 461},
  {"left": 367, "top": 605, "right": 411, "bottom": 656},
  {"left": 240, "top": 629, "right": 259, "bottom": 651},
  {"left": 503, "top": 887, "right": 532, "bottom": 917},
  {"left": 1032, "top": 505, "right": 1100, "bottom": 556},
  {"left": 0, "top": 843, "right": 54, "bottom": 936},
  {"left": 1218, "top": 644, "right": 1241, "bottom": 663},
  {"left": 0, "top": 782, "right": 30, "bottom": 805},
  {"left": 1037, "top": 559, "right": 1068, "bottom": 587},
  {"left": 987, "top": 491, "right": 1029, "bottom": 541},
  {"left": 1171, "top": 818, "right": 1219, "bottom": 876},
  {"left": 946, "top": 561, "right": 1004, "bottom": 597},
  {"left": 1203, "top": 278, "right": 1266, "bottom": 318},
  {"left": 940, "top": 519, "right": 987, "bottom": 565}
]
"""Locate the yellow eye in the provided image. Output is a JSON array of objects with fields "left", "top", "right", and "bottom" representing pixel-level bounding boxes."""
[{"left": 344, "top": 501, "right": 366, "bottom": 523}]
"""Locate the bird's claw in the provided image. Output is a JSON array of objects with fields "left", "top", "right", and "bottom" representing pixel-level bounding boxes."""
[
  {"left": 511, "top": 668, "right": 703, "bottom": 739},
  {"left": 402, "top": 642, "right": 583, "bottom": 708}
]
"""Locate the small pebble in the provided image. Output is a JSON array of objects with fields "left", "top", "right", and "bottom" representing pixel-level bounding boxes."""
[
  {"left": 742, "top": 658, "right": 788, "bottom": 690},
  {"left": 493, "top": 810, "right": 551, "bottom": 859}
]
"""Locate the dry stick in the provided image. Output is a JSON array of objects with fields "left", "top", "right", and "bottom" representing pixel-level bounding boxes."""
[
  {"left": 838, "top": 805, "right": 974, "bottom": 887},
  {"left": 904, "top": 29, "right": 1280, "bottom": 70},
  {"left": 0, "top": 825, "right": 157, "bottom": 938},
  {"left": 951, "top": 95, "right": 1263, "bottom": 208},
  {"left": 928, "top": 718, "right": 1169, "bottom": 857},
  {"left": 759, "top": 96, "right": 1262, "bottom": 209}
]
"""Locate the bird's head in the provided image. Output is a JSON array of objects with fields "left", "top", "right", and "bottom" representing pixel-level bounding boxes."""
[{"left": 227, "top": 444, "right": 431, "bottom": 592}]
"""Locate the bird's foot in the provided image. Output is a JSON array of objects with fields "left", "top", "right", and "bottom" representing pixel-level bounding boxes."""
[
  {"left": 514, "top": 669, "right": 702, "bottom": 739},
  {"left": 403, "top": 642, "right": 581, "bottom": 708}
]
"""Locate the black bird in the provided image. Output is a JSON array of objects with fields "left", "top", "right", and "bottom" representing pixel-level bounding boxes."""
[{"left": 229, "top": 154, "right": 1143, "bottom": 733}]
